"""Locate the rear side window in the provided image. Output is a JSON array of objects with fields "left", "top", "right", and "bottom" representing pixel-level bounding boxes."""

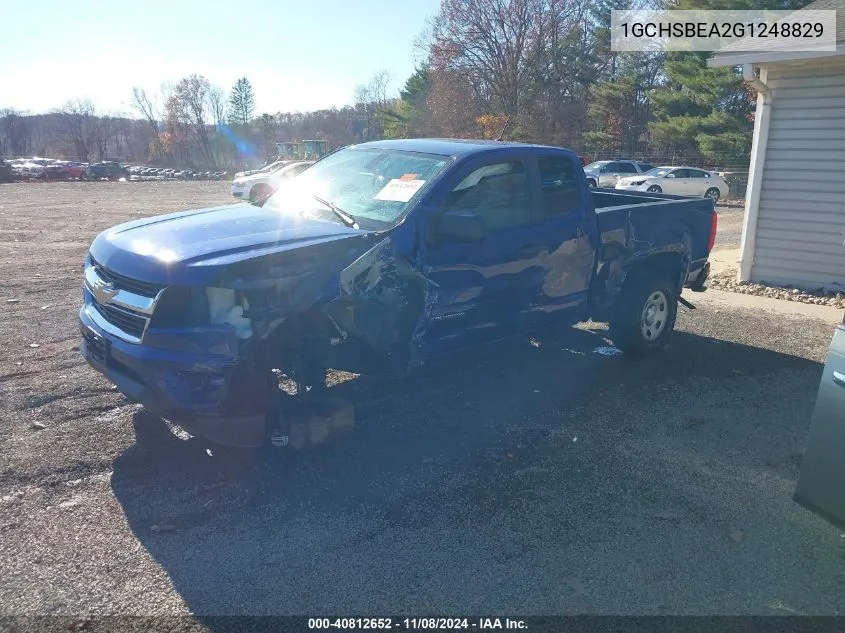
[
  {"left": 537, "top": 156, "right": 582, "bottom": 218},
  {"left": 612, "top": 162, "right": 638, "bottom": 173},
  {"left": 689, "top": 169, "right": 708, "bottom": 178}
]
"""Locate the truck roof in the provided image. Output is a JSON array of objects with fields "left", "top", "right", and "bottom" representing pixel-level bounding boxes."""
[{"left": 352, "top": 138, "right": 571, "bottom": 158}]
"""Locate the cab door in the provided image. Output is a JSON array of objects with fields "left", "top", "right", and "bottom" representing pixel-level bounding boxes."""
[
  {"left": 416, "top": 155, "right": 544, "bottom": 359},
  {"left": 663, "top": 168, "right": 692, "bottom": 195},
  {"left": 794, "top": 323, "right": 845, "bottom": 529},
  {"left": 686, "top": 169, "right": 711, "bottom": 196}
]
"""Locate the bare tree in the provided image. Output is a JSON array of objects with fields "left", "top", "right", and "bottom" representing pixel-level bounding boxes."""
[
  {"left": 0, "top": 109, "right": 31, "bottom": 157},
  {"left": 131, "top": 87, "right": 165, "bottom": 161},
  {"left": 94, "top": 114, "right": 116, "bottom": 161},
  {"left": 54, "top": 99, "right": 101, "bottom": 161},
  {"left": 208, "top": 86, "right": 227, "bottom": 165},
  {"left": 171, "top": 74, "right": 221, "bottom": 167},
  {"left": 353, "top": 69, "right": 395, "bottom": 141},
  {"left": 430, "top": 0, "right": 545, "bottom": 116}
]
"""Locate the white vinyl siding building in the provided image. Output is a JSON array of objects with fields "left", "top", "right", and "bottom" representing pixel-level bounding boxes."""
[{"left": 709, "top": 0, "right": 845, "bottom": 291}]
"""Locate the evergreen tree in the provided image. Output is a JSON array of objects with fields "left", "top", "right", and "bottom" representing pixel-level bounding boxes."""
[
  {"left": 228, "top": 77, "right": 256, "bottom": 127},
  {"left": 382, "top": 64, "right": 431, "bottom": 138},
  {"left": 648, "top": 0, "right": 812, "bottom": 165}
]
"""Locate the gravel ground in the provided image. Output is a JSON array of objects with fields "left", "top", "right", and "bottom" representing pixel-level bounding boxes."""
[{"left": 1, "top": 182, "right": 843, "bottom": 626}]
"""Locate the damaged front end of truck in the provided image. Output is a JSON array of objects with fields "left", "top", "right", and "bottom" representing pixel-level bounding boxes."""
[{"left": 80, "top": 214, "right": 435, "bottom": 449}]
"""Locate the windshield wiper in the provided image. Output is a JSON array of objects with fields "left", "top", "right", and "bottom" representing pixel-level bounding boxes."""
[{"left": 311, "top": 195, "right": 358, "bottom": 229}]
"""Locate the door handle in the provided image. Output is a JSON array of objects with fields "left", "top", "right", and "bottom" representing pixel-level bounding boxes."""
[{"left": 832, "top": 370, "right": 845, "bottom": 388}]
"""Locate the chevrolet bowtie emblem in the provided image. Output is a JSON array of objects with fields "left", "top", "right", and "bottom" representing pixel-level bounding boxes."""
[{"left": 92, "top": 278, "right": 118, "bottom": 301}]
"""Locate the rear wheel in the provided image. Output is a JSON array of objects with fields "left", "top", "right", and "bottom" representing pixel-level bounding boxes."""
[
  {"left": 587, "top": 178, "right": 597, "bottom": 189},
  {"left": 249, "top": 183, "right": 273, "bottom": 203},
  {"left": 705, "top": 187, "right": 720, "bottom": 203},
  {"left": 610, "top": 270, "right": 678, "bottom": 358},
  {"left": 647, "top": 185, "right": 662, "bottom": 193}
]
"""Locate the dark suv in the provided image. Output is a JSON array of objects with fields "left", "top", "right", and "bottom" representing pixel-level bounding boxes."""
[{"left": 85, "top": 161, "right": 130, "bottom": 181}]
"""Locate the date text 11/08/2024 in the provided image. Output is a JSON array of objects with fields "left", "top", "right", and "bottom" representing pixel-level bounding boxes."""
[{"left": 307, "top": 618, "right": 528, "bottom": 630}]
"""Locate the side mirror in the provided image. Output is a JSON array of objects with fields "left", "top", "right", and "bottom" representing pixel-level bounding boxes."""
[{"left": 438, "top": 209, "right": 487, "bottom": 243}]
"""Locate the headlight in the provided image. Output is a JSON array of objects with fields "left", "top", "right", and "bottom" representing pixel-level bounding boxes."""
[
  {"left": 206, "top": 287, "right": 252, "bottom": 339},
  {"left": 232, "top": 179, "right": 245, "bottom": 186},
  {"left": 630, "top": 180, "right": 645, "bottom": 186}
]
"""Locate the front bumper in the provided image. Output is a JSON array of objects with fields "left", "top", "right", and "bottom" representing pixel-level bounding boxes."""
[
  {"left": 78, "top": 306, "right": 267, "bottom": 447},
  {"left": 231, "top": 184, "right": 245, "bottom": 199},
  {"left": 615, "top": 183, "right": 649, "bottom": 192}
]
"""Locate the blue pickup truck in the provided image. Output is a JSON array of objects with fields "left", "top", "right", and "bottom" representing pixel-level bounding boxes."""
[{"left": 79, "top": 139, "right": 716, "bottom": 447}]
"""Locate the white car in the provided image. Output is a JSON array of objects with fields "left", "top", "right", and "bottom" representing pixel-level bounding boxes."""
[
  {"left": 232, "top": 160, "right": 292, "bottom": 181},
  {"left": 231, "top": 160, "right": 314, "bottom": 202},
  {"left": 615, "top": 166, "right": 728, "bottom": 203},
  {"left": 13, "top": 160, "right": 46, "bottom": 178}
]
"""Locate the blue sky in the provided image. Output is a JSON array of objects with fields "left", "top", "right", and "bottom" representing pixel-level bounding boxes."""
[{"left": 3, "top": 0, "right": 440, "bottom": 116}]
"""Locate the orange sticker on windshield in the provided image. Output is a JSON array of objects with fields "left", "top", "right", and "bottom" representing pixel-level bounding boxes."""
[{"left": 400, "top": 173, "right": 417, "bottom": 181}]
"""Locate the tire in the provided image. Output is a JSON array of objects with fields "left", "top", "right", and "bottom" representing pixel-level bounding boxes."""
[
  {"left": 647, "top": 185, "right": 662, "bottom": 193},
  {"left": 587, "top": 179, "right": 597, "bottom": 189},
  {"left": 705, "top": 187, "right": 720, "bottom": 203},
  {"left": 610, "top": 270, "right": 678, "bottom": 358},
  {"left": 287, "top": 341, "right": 328, "bottom": 399}
]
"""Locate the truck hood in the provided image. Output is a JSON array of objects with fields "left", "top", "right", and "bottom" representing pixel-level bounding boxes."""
[{"left": 89, "top": 203, "right": 370, "bottom": 285}]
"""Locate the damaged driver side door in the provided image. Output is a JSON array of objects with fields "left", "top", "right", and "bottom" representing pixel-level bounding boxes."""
[{"left": 414, "top": 156, "right": 544, "bottom": 360}]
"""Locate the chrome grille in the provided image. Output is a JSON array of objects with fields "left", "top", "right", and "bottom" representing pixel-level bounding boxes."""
[
  {"left": 90, "top": 257, "right": 163, "bottom": 298},
  {"left": 90, "top": 296, "right": 147, "bottom": 339}
]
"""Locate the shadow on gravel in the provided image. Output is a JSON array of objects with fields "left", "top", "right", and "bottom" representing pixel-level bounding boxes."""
[{"left": 110, "top": 326, "right": 821, "bottom": 619}]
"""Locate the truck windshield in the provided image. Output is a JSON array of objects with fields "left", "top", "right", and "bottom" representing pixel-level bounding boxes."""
[{"left": 263, "top": 147, "right": 451, "bottom": 230}]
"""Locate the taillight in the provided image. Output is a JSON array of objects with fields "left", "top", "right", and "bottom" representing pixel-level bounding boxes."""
[{"left": 707, "top": 212, "right": 718, "bottom": 252}]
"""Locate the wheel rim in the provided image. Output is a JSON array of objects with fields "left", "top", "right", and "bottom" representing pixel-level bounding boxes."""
[
  {"left": 587, "top": 180, "right": 596, "bottom": 189},
  {"left": 706, "top": 188, "right": 719, "bottom": 202},
  {"left": 648, "top": 186, "right": 661, "bottom": 193},
  {"left": 641, "top": 290, "right": 669, "bottom": 341}
]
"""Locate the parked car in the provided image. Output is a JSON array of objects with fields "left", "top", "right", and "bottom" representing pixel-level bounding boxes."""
[
  {"left": 232, "top": 160, "right": 292, "bottom": 180},
  {"left": 14, "top": 160, "right": 47, "bottom": 179},
  {"left": 43, "top": 161, "right": 70, "bottom": 180},
  {"left": 583, "top": 160, "right": 655, "bottom": 188},
  {"left": 66, "top": 162, "right": 87, "bottom": 179},
  {"left": 85, "top": 161, "right": 130, "bottom": 181},
  {"left": 78, "top": 138, "right": 716, "bottom": 448},
  {"left": 795, "top": 317, "right": 845, "bottom": 529},
  {"left": 230, "top": 160, "right": 314, "bottom": 202},
  {"left": 615, "top": 166, "right": 729, "bottom": 203},
  {"left": 0, "top": 159, "right": 15, "bottom": 183}
]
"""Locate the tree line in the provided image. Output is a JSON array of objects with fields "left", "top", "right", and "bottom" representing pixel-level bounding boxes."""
[{"left": 0, "top": 0, "right": 809, "bottom": 171}]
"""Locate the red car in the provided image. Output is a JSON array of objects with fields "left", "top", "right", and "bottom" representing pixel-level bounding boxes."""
[{"left": 65, "top": 162, "right": 87, "bottom": 179}]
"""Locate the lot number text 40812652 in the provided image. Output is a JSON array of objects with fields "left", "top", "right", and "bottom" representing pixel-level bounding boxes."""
[{"left": 307, "top": 618, "right": 528, "bottom": 630}]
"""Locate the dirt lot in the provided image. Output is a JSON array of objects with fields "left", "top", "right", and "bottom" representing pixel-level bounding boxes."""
[{"left": 1, "top": 182, "right": 843, "bottom": 624}]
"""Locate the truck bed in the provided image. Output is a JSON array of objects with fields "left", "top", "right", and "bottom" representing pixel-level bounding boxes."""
[{"left": 588, "top": 187, "right": 716, "bottom": 310}]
